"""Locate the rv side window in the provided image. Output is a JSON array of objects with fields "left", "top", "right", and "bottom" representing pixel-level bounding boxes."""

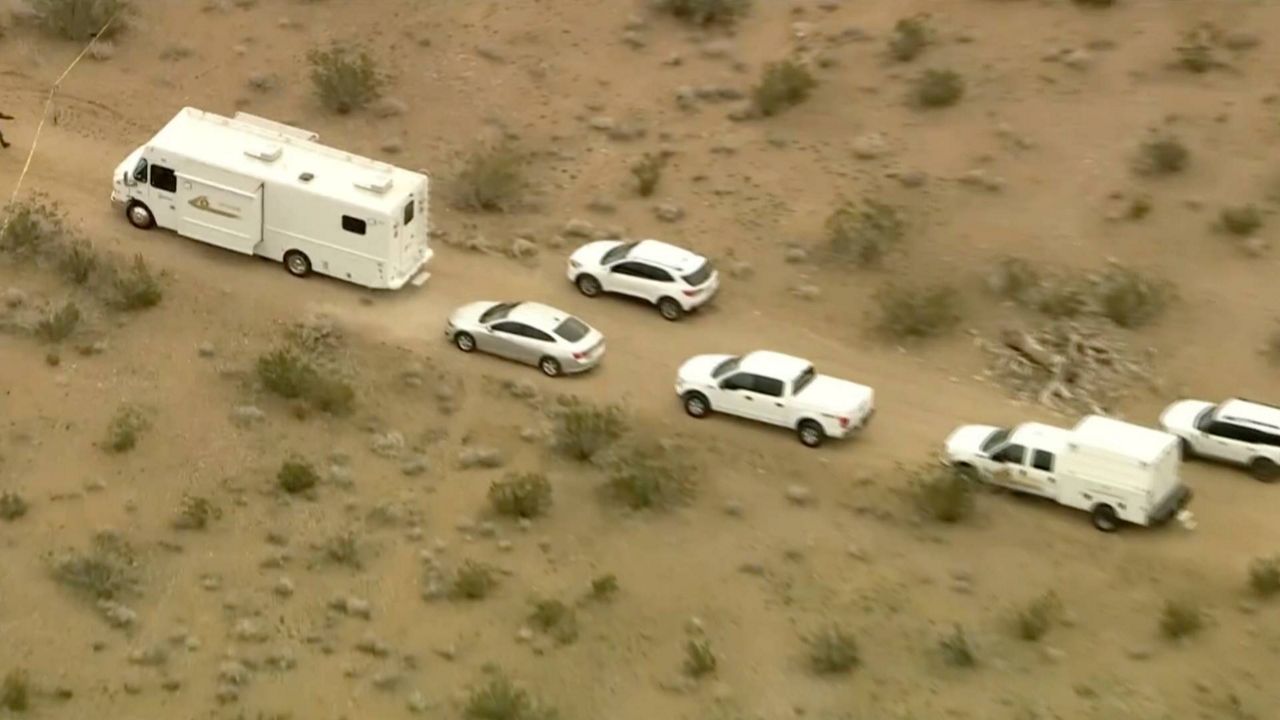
[
  {"left": 341, "top": 215, "right": 367, "bottom": 236},
  {"left": 150, "top": 165, "right": 177, "bottom": 192},
  {"left": 1032, "top": 450, "right": 1055, "bottom": 472},
  {"left": 132, "top": 158, "right": 148, "bottom": 183},
  {"left": 403, "top": 200, "right": 415, "bottom": 225}
]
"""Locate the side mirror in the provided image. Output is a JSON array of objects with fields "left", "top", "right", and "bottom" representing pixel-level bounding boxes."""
[{"left": 122, "top": 170, "right": 135, "bottom": 187}]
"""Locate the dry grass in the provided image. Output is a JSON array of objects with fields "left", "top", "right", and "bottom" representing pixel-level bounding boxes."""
[
  {"left": 653, "top": 0, "right": 750, "bottom": 26},
  {"left": 50, "top": 532, "right": 138, "bottom": 602},
  {"left": 488, "top": 473, "right": 553, "bottom": 519},
  {"left": 912, "top": 464, "right": 975, "bottom": 523},
  {"left": 552, "top": 401, "right": 627, "bottom": 462},
  {"left": 0, "top": 491, "right": 29, "bottom": 522},
  {"left": 873, "top": 283, "right": 962, "bottom": 339},
  {"left": 683, "top": 638, "right": 717, "bottom": 678},
  {"left": 825, "top": 200, "right": 904, "bottom": 267},
  {"left": 256, "top": 348, "right": 355, "bottom": 416},
  {"left": 463, "top": 668, "right": 558, "bottom": 720},
  {"left": 109, "top": 254, "right": 163, "bottom": 311},
  {"left": 752, "top": 60, "right": 816, "bottom": 117},
  {"left": 1135, "top": 137, "right": 1190, "bottom": 176},
  {"left": 631, "top": 153, "right": 666, "bottom": 197},
  {"left": 277, "top": 457, "right": 319, "bottom": 494},
  {"left": 911, "top": 69, "right": 964, "bottom": 108},
  {"left": 307, "top": 44, "right": 384, "bottom": 114},
  {"left": 1014, "top": 591, "right": 1064, "bottom": 641},
  {"left": 1248, "top": 556, "right": 1280, "bottom": 598},
  {"left": 452, "top": 143, "right": 526, "bottom": 213},
  {"left": 34, "top": 301, "right": 80, "bottom": 344},
  {"left": 528, "top": 599, "right": 579, "bottom": 645},
  {"left": 1159, "top": 599, "right": 1205, "bottom": 640},
  {"left": 26, "top": 0, "right": 128, "bottom": 41},
  {"left": 939, "top": 625, "right": 977, "bottom": 667},
  {"left": 452, "top": 561, "right": 499, "bottom": 600},
  {"left": 172, "top": 495, "right": 218, "bottom": 530},
  {"left": 806, "top": 626, "right": 859, "bottom": 675},
  {"left": 1, "top": 669, "right": 29, "bottom": 712},
  {"left": 889, "top": 15, "right": 930, "bottom": 62},
  {"left": 103, "top": 404, "right": 148, "bottom": 453},
  {"left": 605, "top": 441, "right": 697, "bottom": 510}
]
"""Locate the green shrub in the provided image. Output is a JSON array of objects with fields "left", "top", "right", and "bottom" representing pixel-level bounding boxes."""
[
  {"left": 825, "top": 200, "right": 904, "bottom": 267},
  {"left": 1248, "top": 556, "right": 1280, "bottom": 598},
  {"left": 1015, "top": 591, "right": 1064, "bottom": 641},
  {"left": 889, "top": 15, "right": 929, "bottom": 62},
  {"left": 307, "top": 44, "right": 383, "bottom": 114},
  {"left": 255, "top": 349, "right": 355, "bottom": 416},
  {"left": 911, "top": 69, "right": 964, "bottom": 108},
  {"left": 552, "top": 401, "right": 627, "bottom": 462},
  {"left": 1, "top": 669, "right": 29, "bottom": 712},
  {"left": 1135, "top": 137, "right": 1190, "bottom": 176},
  {"left": 913, "top": 464, "right": 974, "bottom": 523},
  {"left": 453, "top": 143, "right": 526, "bottom": 213},
  {"left": 654, "top": 0, "right": 750, "bottom": 26},
  {"left": 939, "top": 625, "right": 976, "bottom": 667},
  {"left": 606, "top": 441, "right": 696, "bottom": 510},
  {"left": 26, "top": 0, "right": 128, "bottom": 41},
  {"left": 752, "top": 60, "right": 816, "bottom": 117},
  {"left": 630, "top": 153, "right": 665, "bottom": 197},
  {"left": 452, "top": 560, "right": 498, "bottom": 600},
  {"left": 528, "top": 599, "right": 579, "bottom": 644},
  {"left": 1159, "top": 599, "right": 1204, "bottom": 639},
  {"left": 0, "top": 491, "right": 29, "bottom": 522},
  {"left": 104, "top": 404, "right": 147, "bottom": 453},
  {"left": 873, "top": 283, "right": 962, "bottom": 339},
  {"left": 1219, "top": 205, "right": 1263, "bottom": 236},
  {"left": 683, "top": 638, "right": 717, "bottom": 677},
  {"left": 806, "top": 625, "right": 859, "bottom": 674},
  {"left": 488, "top": 472, "right": 553, "bottom": 519},
  {"left": 277, "top": 458, "right": 319, "bottom": 494},
  {"left": 110, "top": 254, "right": 162, "bottom": 310},
  {"left": 463, "top": 669, "right": 558, "bottom": 720},
  {"left": 34, "top": 301, "right": 80, "bottom": 344}
]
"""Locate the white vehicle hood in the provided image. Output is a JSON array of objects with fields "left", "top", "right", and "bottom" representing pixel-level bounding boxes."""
[
  {"left": 1159, "top": 399, "right": 1214, "bottom": 434},
  {"left": 944, "top": 424, "right": 1003, "bottom": 460},
  {"left": 793, "top": 375, "right": 873, "bottom": 415},
  {"left": 677, "top": 354, "right": 736, "bottom": 385},
  {"left": 569, "top": 240, "right": 622, "bottom": 268}
]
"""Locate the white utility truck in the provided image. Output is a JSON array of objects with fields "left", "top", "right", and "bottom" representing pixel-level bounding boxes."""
[
  {"left": 943, "top": 414, "right": 1194, "bottom": 532},
  {"left": 110, "top": 107, "right": 432, "bottom": 290}
]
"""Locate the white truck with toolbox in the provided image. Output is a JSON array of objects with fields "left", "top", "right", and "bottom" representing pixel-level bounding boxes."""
[
  {"left": 110, "top": 107, "right": 432, "bottom": 290},
  {"left": 943, "top": 414, "right": 1194, "bottom": 532}
]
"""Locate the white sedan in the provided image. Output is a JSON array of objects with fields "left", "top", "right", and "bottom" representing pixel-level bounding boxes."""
[
  {"left": 674, "top": 350, "right": 875, "bottom": 447},
  {"left": 567, "top": 238, "right": 719, "bottom": 321}
]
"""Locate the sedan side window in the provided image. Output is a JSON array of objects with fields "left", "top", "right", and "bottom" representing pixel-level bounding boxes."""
[
  {"left": 994, "top": 444, "right": 1027, "bottom": 464},
  {"left": 720, "top": 373, "right": 756, "bottom": 392},
  {"left": 490, "top": 321, "right": 525, "bottom": 336},
  {"left": 524, "top": 327, "right": 554, "bottom": 343}
]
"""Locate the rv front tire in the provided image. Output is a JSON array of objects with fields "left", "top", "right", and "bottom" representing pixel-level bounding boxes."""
[
  {"left": 126, "top": 201, "right": 155, "bottom": 230},
  {"left": 284, "top": 251, "right": 311, "bottom": 278},
  {"left": 1090, "top": 504, "right": 1119, "bottom": 533}
]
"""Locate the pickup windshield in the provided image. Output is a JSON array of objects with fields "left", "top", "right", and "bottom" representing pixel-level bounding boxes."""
[
  {"left": 554, "top": 317, "right": 590, "bottom": 342},
  {"left": 712, "top": 356, "right": 740, "bottom": 378},
  {"left": 602, "top": 241, "right": 638, "bottom": 265},
  {"left": 480, "top": 302, "right": 518, "bottom": 324},
  {"left": 682, "top": 260, "right": 713, "bottom": 286},
  {"left": 981, "top": 429, "right": 1011, "bottom": 454},
  {"left": 792, "top": 366, "right": 817, "bottom": 395}
]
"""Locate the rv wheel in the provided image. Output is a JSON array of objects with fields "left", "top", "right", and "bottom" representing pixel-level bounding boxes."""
[
  {"left": 1249, "top": 457, "right": 1280, "bottom": 483},
  {"left": 126, "top": 201, "right": 155, "bottom": 230},
  {"left": 284, "top": 251, "right": 311, "bottom": 278},
  {"left": 1090, "top": 504, "right": 1119, "bottom": 533}
]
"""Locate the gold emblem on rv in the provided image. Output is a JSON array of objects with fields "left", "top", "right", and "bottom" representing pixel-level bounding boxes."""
[{"left": 188, "top": 195, "right": 240, "bottom": 219}]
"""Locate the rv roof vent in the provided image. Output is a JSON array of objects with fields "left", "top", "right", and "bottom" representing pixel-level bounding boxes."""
[
  {"left": 299, "top": 172, "right": 315, "bottom": 183},
  {"left": 244, "top": 142, "right": 282, "bottom": 162},
  {"left": 353, "top": 173, "right": 394, "bottom": 194}
]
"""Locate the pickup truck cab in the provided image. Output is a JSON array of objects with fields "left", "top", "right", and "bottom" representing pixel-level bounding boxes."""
[
  {"left": 944, "top": 415, "right": 1194, "bottom": 532},
  {"left": 675, "top": 350, "right": 874, "bottom": 448}
]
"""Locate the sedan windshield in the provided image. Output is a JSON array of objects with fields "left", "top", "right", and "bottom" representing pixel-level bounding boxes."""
[
  {"left": 981, "top": 429, "right": 1011, "bottom": 454},
  {"left": 682, "top": 260, "right": 713, "bottom": 286},
  {"left": 554, "top": 317, "right": 590, "bottom": 343},
  {"left": 712, "top": 356, "right": 740, "bottom": 378},
  {"left": 480, "top": 301, "right": 518, "bottom": 324},
  {"left": 602, "top": 241, "right": 638, "bottom": 265},
  {"left": 792, "top": 366, "right": 817, "bottom": 395}
]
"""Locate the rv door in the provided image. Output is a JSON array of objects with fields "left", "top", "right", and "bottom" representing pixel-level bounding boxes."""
[{"left": 174, "top": 176, "right": 264, "bottom": 255}]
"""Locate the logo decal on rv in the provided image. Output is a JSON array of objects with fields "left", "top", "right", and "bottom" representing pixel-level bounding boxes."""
[{"left": 188, "top": 195, "right": 240, "bottom": 219}]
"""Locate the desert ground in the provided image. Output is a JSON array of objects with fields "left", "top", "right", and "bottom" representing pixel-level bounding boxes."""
[{"left": 2, "top": 0, "right": 1280, "bottom": 718}]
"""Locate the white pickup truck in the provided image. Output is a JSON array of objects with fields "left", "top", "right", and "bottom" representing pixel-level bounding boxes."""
[
  {"left": 943, "top": 414, "right": 1194, "bottom": 532},
  {"left": 675, "top": 350, "right": 875, "bottom": 448}
]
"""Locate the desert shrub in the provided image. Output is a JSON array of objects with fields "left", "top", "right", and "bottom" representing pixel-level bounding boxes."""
[
  {"left": 911, "top": 69, "right": 964, "bottom": 108},
  {"left": 630, "top": 153, "right": 665, "bottom": 197},
  {"left": 255, "top": 349, "right": 355, "bottom": 415},
  {"left": 1175, "top": 28, "right": 1222, "bottom": 73},
  {"left": 528, "top": 599, "right": 579, "bottom": 644},
  {"left": 0, "top": 491, "right": 29, "bottom": 521},
  {"left": 939, "top": 625, "right": 976, "bottom": 667},
  {"left": 985, "top": 256, "right": 1041, "bottom": 303},
  {"left": 453, "top": 143, "right": 525, "bottom": 213},
  {"left": 0, "top": 197, "right": 67, "bottom": 258},
  {"left": 889, "top": 15, "right": 929, "bottom": 62},
  {"left": 110, "top": 254, "right": 162, "bottom": 310},
  {"left": 589, "top": 573, "right": 619, "bottom": 600},
  {"left": 825, "top": 200, "right": 904, "bottom": 267},
  {"left": 552, "top": 401, "right": 627, "bottom": 462},
  {"left": 1218, "top": 205, "right": 1263, "bottom": 236},
  {"left": 172, "top": 495, "right": 218, "bottom": 530},
  {"left": 873, "top": 283, "right": 962, "bottom": 339},
  {"left": 26, "top": 0, "right": 128, "bottom": 41},
  {"left": 488, "top": 472, "right": 552, "bottom": 519},
  {"left": 277, "top": 457, "right": 319, "bottom": 494},
  {"left": 683, "top": 638, "right": 717, "bottom": 677},
  {"left": 1014, "top": 591, "right": 1064, "bottom": 641},
  {"left": 1248, "top": 556, "right": 1280, "bottom": 598},
  {"left": 51, "top": 532, "right": 138, "bottom": 601},
  {"left": 1090, "top": 264, "right": 1170, "bottom": 329},
  {"left": 806, "top": 625, "right": 859, "bottom": 674},
  {"left": 1135, "top": 137, "right": 1189, "bottom": 176},
  {"left": 104, "top": 404, "right": 147, "bottom": 453},
  {"left": 463, "top": 668, "right": 558, "bottom": 720},
  {"left": 58, "top": 239, "right": 99, "bottom": 285},
  {"left": 654, "top": 0, "right": 750, "bottom": 26},
  {"left": 1071, "top": 0, "right": 1115, "bottom": 6},
  {"left": 452, "top": 560, "right": 498, "bottom": 600},
  {"left": 307, "top": 44, "right": 383, "bottom": 114},
  {"left": 1159, "top": 599, "right": 1204, "bottom": 639},
  {"left": 752, "top": 60, "right": 816, "bottom": 117},
  {"left": 606, "top": 441, "right": 696, "bottom": 510},
  {"left": 323, "top": 531, "right": 362, "bottom": 568},
  {"left": 34, "top": 301, "right": 80, "bottom": 343},
  {"left": 912, "top": 464, "right": 975, "bottom": 523},
  {"left": 1, "top": 669, "right": 29, "bottom": 712}
]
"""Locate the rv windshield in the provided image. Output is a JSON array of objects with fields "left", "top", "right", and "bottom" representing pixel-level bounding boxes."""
[
  {"left": 981, "top": 429, "right": 1011, "bottom": 455},
  {"left": 480, "top": 302, "right": 519, "bottom": 324},
  {"left": 602, "top": 241, "right": 638, "bottom": 265}
]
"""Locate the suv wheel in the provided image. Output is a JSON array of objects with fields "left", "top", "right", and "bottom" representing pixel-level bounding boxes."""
[
  {"left": 576, "top": 274, "right": 602, "bottom": 297},
  {"left": 1249, "top": 457, "right": 1280, "bottom": 483},
  {"left": 657, "top": 297, "right": 683, "bottom": 322}
]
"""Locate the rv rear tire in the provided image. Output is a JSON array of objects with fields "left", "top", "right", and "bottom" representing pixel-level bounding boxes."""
[
  {"left": 1090, "top": 504, "right": 1119, "bottom": 533},
  {"left": 284, "top": 251, "right": 311, "bottom": 278},
  {"left": 126, "top": 201, "right": 155, "bottom": 230}
]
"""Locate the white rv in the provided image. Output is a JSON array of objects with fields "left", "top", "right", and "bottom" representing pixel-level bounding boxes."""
[
  {"left": 110, "top": 107, "right": 432, "bottom": 290},
  {"left": 943, "top": 414, "right": 1194, "bottom": 532}
]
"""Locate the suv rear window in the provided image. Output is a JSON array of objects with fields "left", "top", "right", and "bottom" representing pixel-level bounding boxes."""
[
  {"left": 554, "top": 317, "right": 590, "bottom": 342},
  {"left": 683, "top": 260, "right": 713, "bottom": 286}
]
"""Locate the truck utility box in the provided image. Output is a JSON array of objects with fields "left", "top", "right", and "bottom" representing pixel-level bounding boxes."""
[{"left": 110, "top": 107, "right": 432, "bottom": 290}]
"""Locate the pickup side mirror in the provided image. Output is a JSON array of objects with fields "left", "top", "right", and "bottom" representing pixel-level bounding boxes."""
[{"left": 122, "top": 170, "right": 135, "bottom": 187}]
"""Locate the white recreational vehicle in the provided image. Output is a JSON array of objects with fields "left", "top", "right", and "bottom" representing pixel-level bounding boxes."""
[{"left": 110, "top": 107, "right": 432, "bottom": 290}]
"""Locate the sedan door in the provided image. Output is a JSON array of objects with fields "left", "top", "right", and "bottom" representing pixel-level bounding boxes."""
[{"left": 486, "top": 321, "right": 535, "bottom": 364}]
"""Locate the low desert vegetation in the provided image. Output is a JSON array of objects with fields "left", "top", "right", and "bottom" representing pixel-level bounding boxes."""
[
  {"left": 1159, "top": 599, "right": 1205, "bottom": 640},
  {"left": 255, "top": 348, "right": 355, "bottom": 416},
  {"left": 488, "top": 472, "right": 553, "bottom": 519},
  {"left": 26, "top": 0, "right": 128, "bottom": 41},
  {"left": 653, "top": 0, "right": 750, "bottom": 26},
  {"left": 50, "top": 532, "right": 139, "bottom": 603},
  {"left": 172, "top": 495, "right": 218, "bottom": 531},
  {"left": 1135, "top": 136, "right": 1190, "bottom": 176},
  {"left": 889, "top": 15, "right": 930, "bottom": 62},
  {"left": 1247, "top": 555, "right": 1280, "bottom": 598},
  {"left": 1, "top": 669, "right": 29, "bottom": 712},
  {"left": 911, "top": 464, "right": 975, "bottom": 523},
  {"left": 323, "top": 531, "right": 362, "bottom": 569},
  {"left": 1090, "top": 264, "right": 1172, "bottom": 329},
  {"left": 306, "top": 44, "right": 383, "bottom": 114},
  {"left": 109, "top": 255, "right": 163, "bottom": 311},
  {"left": 987, "top": 258, "right": 1171, "bottom": 329},
  {"left": 630, "top": 153, "right": 666, "bottom": 197},
  {"left": 1014, "top": 591, "right": 1064, "bottom": 641},
  {"left": 59, "top": 239, "right": 99, "bottom": 285},
  {"left": 463, "top": 667, "right": 558, "bottom": 720},
  {"left": 452, "top": 560, "right": 499, "bottom": 601},
  {"left": 605, "top": 440, "right": 697, "bottom": 510},
  {"left": 34, "top": 301, "right": 80, "bottom": 344},
  {"left": 752, "top": 60, "right": 816, "bottom": 117},
  {"left": 806, "top": 625, "right": 860, "bottom": 675},
  {"left": 911, "top": 69, "right": 964, "bottom": 108},
  {"left": 103, "top": 404, "right": 148, "bottom": 453},
  {"left": 0, "top": 491, "right": 29, "bottom": 522},
  {"left": 589, "top": 573, "right": 619, "bottom": 601},
  {"left": 277, "top": 457, "right": 319, "bottom": 494},
  {"left": 527, "top": 598, "right": 579, "bottom": 645},
  {"left": 551, "top": 401, "right": 627, "bottom": 462},
  {"left": 1217, "top": 205, "right": 1263, "bottom": 236},
  {"left": 939, "top": 625, "right": 977, "bottom": 667},
  {"left": 873, "top": 283, "right": 962, "bottom": 339},
  {"left": 825, "top": 200, "right": 904, "bottom": 267},
  {"left": 1071, "top": 0, "right": 1116, "bottom": 6},
  {"left": 683, "top": 638, "right": 717, "bottom": 678},
  {"left": 452, "top": 143, "right": 526, "bottom": 213},
  {"left": 1174, "top": 27, "right": 1225, "bottom": 74}
]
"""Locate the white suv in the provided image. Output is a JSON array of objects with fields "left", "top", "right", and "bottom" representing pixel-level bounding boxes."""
[
  {"left": 675, "top": 350, "right": 875, "bottom": 447},
  {"left": 1159, "top": 397, "right": 1280, "bottom": 482},
  {"left": 567, "top": 238, "right": 719, "bottom": 321}
]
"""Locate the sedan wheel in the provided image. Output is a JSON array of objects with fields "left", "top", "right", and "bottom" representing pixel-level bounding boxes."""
[
  {"left": 454, "top": 332, "right": 476, "bottom": 352},
  {"left": 540, "top": 357, "right": 562, "bottom": 377}
]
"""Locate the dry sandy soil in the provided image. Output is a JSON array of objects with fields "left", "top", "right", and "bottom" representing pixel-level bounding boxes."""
[{"left": 3, "top": 0, "right": 1280, "bottom": 718}]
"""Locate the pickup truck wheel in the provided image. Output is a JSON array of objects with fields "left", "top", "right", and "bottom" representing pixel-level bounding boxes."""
[
  {"left": 657, "top": 297, "right": 684, "bottom": 322},
  {"left": 953, "top": 463, "right": 979, "bottom": 481},
  {"left": 797, "top": 420, "right": 825, "bottom": 448},
  {"left": 1249, "top": 457, "right": 1280, "bottom": 483},
  {"left": 453, "top": 332, "right": 476, "bottom": 353},
  {"left": 682, "top": 391, "right": 711, "bottom": 418},
  {"left": 284, "top": 250, "right": 311, "bottom": 278},
  {"left": 575, "top": 274, "right": 602, "bottom": 297},
  {"left": 126, "top": 201, "right": 155, "bottom": 230},
  {"left": 1090, "top": 504, "right": 1120, "bottom": 533}
]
